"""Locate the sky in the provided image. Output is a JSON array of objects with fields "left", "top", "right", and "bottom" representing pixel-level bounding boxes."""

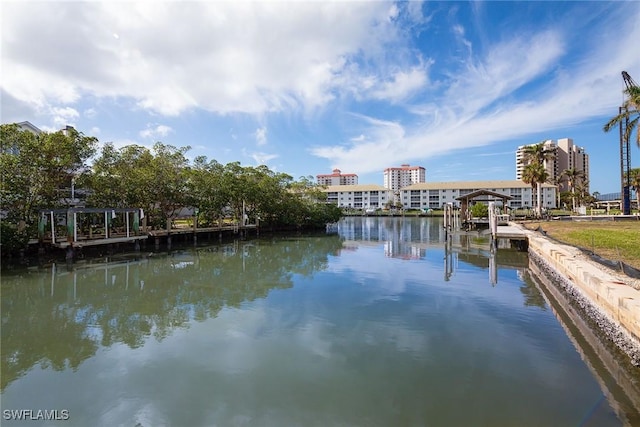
[{"left": 2, "top": 1, "right": 639, "bottom": 194}]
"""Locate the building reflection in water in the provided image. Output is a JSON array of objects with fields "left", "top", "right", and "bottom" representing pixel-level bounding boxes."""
[{"left": 337, "top": 216, "right": 526, "bottom": 285}]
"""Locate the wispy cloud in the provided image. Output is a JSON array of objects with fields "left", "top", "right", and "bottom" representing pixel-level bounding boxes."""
[
  {"left": 312, "top": 3, "right": 640, "bottom": 175},
  {"left": 140, "top": 124, "right": 173, "bottom": 140},
  {"left": 253, "top": 127, "right": 268, "bottom": 146},
  {"left": 249, "top": 151, "right": 278, "bottom": 166},
  {"left": 40, "top": 106, "right": 79, "bottom": 131}
]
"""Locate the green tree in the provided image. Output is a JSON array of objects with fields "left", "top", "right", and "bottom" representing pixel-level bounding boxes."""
[
  {"left": 519, "top": 142, "right": 555, "bottom": 216},
  {"left": 561, "top": 168, "right": 585, "bottom": 212},
  {"left": 520, "top": 141, "right": 556, "bottom": 165},
  {"left": 187, "top": 156, "right": 228, "bottom": 226},
  {"left": 575, "top": 179, "right": 591, "bottom": 208},
  {"left": 604, "top": 85, "right": 640, "bottom": 147},
  {"left": 149, "top": 142, "right": 191, "bottom": 225},
  {"left": 549, "top": 176, "right": 565, "bottom": 209},
  {"left": 84, "top": 143, "right": 154, "bottom": 209},
  {"left": 0, "top": 125, "right": 97, "bottom": 224},
  {"left": 521, "top": 162, "right": 549, "bottom": 217},
  {"left": 470, "top": 202, "right": 489, "bottom": 218},
  {"left": 627, "top": 168, "right": 640, "bottom": 212},
  {"left": 85, "top": 142, "right": 190, "bottom": 228}
]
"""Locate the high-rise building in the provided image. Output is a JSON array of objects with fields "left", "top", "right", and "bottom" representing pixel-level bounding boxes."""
[
  {"left": 317, "top": 169, "right": 358, "bottom": 186},
  {"left": 516, "top": 138, "right": 589, "bottom": 193},
  {"left": 383, "top": 164, "right": 426, "bottom": 193}
]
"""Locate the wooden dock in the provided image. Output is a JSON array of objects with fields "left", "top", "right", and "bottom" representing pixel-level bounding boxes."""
[
  {"left": 148, "top": 224, "right": 257, "bottom": 237},
  {"left": 495, "top": 224, "right": 528, "bottom": 240},
  {"left": 36, "top": 207, "right": 259, "bottom": 254},
  {"left": 51, "top": 235, "right": 149, "bottom": 249}
]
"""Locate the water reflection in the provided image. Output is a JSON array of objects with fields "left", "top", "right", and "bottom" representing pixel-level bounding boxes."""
[
  {"left": 338, "top": 216, "right": 529, "bottom": 285},
  {"left": 1, "top": 217, "right": 637, "bottom": 426},
  {"left": 1, "top": 235, "right": 344, "bottom": 391},
  {"left": 527, "top": 259, "right": 640, "bottom": 426}
]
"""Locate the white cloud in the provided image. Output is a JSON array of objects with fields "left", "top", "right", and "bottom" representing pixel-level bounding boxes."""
[
  {"left": 312, "top": 4, "right": 640, "bottom": 176},
  {"left": 140, "top": 124, "right": 173, "bottom": 140},
  {"left": 40, "top": 106, "right": 80, "bottom": 131},
  {"left": 447, "top": 30, "right": 565, "bottom": 116},
  {"left": 249, "top": 151, "right": 278, "bottom": 166},
  {"left": 84, "top": 108, "right": 97, "bottom": 119},
  {"left": 368, "top": 65, "right": 430, "bottom": 103},
  {"left": 1, "top": 1, "right": 407, "bottom": 118},
  {"left": 253, "top": 127, "right": 268, "bottom": 146}
]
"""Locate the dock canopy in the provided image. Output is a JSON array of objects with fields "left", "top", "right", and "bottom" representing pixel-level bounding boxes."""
[
  {"left": 456, "top": 190, "right": 512, "bottom": 220},
  {"left": 38, "top": 207, "right": 146, "bottom": 248}
]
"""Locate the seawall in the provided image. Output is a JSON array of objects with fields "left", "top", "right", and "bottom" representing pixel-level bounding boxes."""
[{"left": 520, "top": 224, "right": 640, "bottom": 366}]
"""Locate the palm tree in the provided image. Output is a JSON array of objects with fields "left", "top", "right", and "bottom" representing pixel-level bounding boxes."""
[
  {"left": 519, "top": 142, "right": 555, "bottom": 216},
  {"left": 628, "top": 168, "right": 640, "bottom": 213},
  {"left": 549, "top": 175, "right": 565, "bottom": 209},
  {"left": 562, "top": 168, "right": 585, "bottom": 212},
  {"left": 575, "top": 178, "right": 591, "bottom": 208},
  {"left": 522, "top": 162, "right": 549, "bottom": 217},
  {"left": 604, "top": 85, "right": 640, "bottom": 147},
  {"left": 520, "top": 141, "right": 557, "bottom": 166}
]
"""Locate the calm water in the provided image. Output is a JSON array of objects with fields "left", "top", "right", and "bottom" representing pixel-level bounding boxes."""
[{"left": 1, "top": 217, "right": 639, "bottom": 426}]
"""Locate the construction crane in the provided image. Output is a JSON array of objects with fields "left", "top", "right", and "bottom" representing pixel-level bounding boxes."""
[{"left": 619, "top": 71, "right": 638, "bottom": 215}]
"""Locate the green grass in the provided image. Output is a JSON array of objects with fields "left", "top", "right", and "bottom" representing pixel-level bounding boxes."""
[{"left": 524, "top": 221, "right": 640, "bottom": 269}]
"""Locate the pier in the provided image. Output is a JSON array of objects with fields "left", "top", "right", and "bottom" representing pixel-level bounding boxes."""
[
  {"left": 36, "top": 207, "right": 258, "bottom": 256},
  {"left": 38, "top": 208, "right": 147, "bottom": 249}
]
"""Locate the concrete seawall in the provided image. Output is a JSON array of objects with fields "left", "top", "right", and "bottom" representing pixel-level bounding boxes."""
[{"left": 518, "top": 224, "right": 640, "bottom": 366}]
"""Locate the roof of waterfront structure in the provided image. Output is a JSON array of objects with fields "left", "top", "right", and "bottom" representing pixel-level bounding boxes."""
[
  {"left": 401, "top": 180, "right": 556, "bottom": 190},
  {"left": 322, "top": 184, "right": 389, "bottom": 192}
]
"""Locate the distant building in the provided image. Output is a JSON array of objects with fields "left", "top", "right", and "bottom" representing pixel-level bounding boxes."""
[
  {"left": 322, "top": 184, "right": 391, "bottom": 209},
  {"left": 16, "top": 121, "right": 42, "bottom": 135},
  {"left": 516, "top": 138, "right": 589, "bottom": 193},
  {"left": 317, "top": 169, "right": 358, "bottom": 186},
  {"left": 322, "top": 180, "right": 557, "bottom": 211},
  {"left": 400, "top": 180, "right": 557, "bottom": 210},
  {"left": 2, "top": 121, "right": 42, "bottom": 155},
  {"left": 383, "top": 164, "right": 425, "bottom": 192}
]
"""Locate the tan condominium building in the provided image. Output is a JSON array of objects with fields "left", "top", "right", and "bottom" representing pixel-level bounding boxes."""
[
  {"left": 323, "top": 181, "right": 557, "bottom": 211},
  {"left": 323, "top": 184, "right": 391, "bottom": 209},
  {"left": 317, "top": 169, "right": 358, "bottom": 186},
  {"left": 516, "top": 138, "right": 589, "bottom": 193},
  {"left": 400, "top": 180, "right": 557, "bottom": 210},
  {"left": 383, "top": 164, "right": 426, "bottom": 192}
]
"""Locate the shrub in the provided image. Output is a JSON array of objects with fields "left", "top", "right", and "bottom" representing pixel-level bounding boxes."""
[
  {"left": 470, "top": 203, "right": 489, "bottom": 218},
  {"left": 0, "top": 221, "right": 30, "bottom": 255}
]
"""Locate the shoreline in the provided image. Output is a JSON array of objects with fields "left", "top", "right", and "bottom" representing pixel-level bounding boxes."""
[{"left": 522, "top": 224, "right": 640, "bottom": 366}]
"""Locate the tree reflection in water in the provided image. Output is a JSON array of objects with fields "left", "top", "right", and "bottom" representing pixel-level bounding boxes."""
[{"left": 1, "top": 234, "right": 344, "bottom": 390}]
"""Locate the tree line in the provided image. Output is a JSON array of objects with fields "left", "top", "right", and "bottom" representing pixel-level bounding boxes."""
[{"left": 0, "top": 124, "right": 342, "bottom": 254}]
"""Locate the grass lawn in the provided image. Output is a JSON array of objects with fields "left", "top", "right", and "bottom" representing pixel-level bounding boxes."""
[{"left": 522, "top": 220, "right": 640, "bottom": 270}]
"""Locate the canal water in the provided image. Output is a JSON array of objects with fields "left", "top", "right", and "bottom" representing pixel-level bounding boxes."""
[{"left": 1, "top": 217, "right": 639, "bottom": 426}]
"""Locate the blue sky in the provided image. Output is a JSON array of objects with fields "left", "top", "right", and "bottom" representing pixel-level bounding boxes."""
[{"left": 2, "top": 1, "right": 639, "bottom": 194}]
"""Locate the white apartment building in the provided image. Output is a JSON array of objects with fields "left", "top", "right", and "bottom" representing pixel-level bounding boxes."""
[
  {"left": 557, "top": 138, "right": 589, "bottom": 192},
  {"left": 516, "top": 138, "right": 589, "bottom": 193},
  {"left": 17, "top": 121, "right": 42, "bottom": 135},
  {"left": 383, "top": 164, "right": 425, "bottom": 192},
  {"left": 323, "top": 184, "right": 391, "bottom": 209},
  {"left": 2, "top": 121, "right": 42, "bottom": 155},
  {"left": 317, "top": 169, "right": 358, "bottom": 186},
  {"left": 400, "top": 180, "right": 557, "bottom": 210}
]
